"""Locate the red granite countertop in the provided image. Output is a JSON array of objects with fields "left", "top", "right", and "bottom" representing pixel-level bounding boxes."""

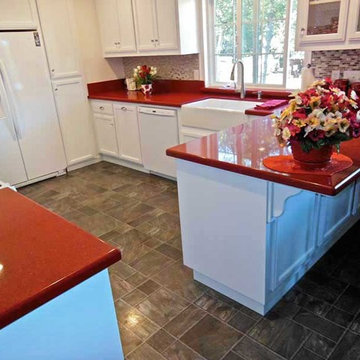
[
  {"left": 88, "top": 79, "right": 290, "bottom": 115},
  {"left": 166, "top": 116, "right": 360, "bottom": 196},
  {"left": 0, "top": 189, "right": 121, "bottom": 329}
]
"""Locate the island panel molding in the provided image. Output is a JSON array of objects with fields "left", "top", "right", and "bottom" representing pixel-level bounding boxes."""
[{"left": 175, "top": 159, "right": 360, "bottom": 315}]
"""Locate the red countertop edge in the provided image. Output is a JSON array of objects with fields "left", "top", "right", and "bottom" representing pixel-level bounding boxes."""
[
  {"left": 166, "top": 119, "right": 360, "bottom": 196},
  {"left": 0, "top": 249, "right": 120, "bottom": 329},
  {"left": 87, "top": 79, "right": 291, "bottom": 115},
  {"left": 166, "top": 147, "right": 360, "bottom": 196},
  {"left": 0, "top": 189, "right": 121, "bottom": 329}
]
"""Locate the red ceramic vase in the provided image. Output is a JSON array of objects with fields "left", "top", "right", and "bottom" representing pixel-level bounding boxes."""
[{"left": 290, "top": 140, "right": 333, "bottom": 167}]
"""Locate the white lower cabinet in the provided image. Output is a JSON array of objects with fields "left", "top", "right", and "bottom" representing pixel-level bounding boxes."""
[
  {"left": 53, "top": 78, "right": 95, "bottom": 166},
  {"left": 91, "top": 100, "right": 179, "bottom": 176},
  {"left": 94, "top": 113, "right": 118, "bottom": 157},
  {"left": 114, "top": 103, "right": 142, "bottom": 164}
]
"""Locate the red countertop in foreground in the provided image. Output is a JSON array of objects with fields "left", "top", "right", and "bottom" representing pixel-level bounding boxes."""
[
  {"left": 0, "top": 189, "right": 121, "bottom": 329},
  {"left": 88, "top": 79, "right": 290, "bottom": 114},
  {"left": 166, "top": 116, "right": 360, "bottom": 196}
]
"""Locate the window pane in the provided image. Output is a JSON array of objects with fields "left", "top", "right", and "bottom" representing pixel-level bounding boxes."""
[
  {"left": 241, "top": 22, "right": 256, "bottom": 55},
  {"left": 257, "top": 54, "right": 284, "bottom": 85},
  {"left": 215, "top": 55, "right": 234, "bottom": 83},
  {"left": 210, "top": 0, "right": 305, "bottom": 88},
  {"left": 215, "top": 24, "right": 236, "bottom": 55},
  {"left": 260, "top": 0, "right": 287, "bottom": 22},
  {"left": 259, "top": 20, "right": 286, "bottom": 54},
  {"left": 214, "top": 0, "right": 236, "bottom": 25}
]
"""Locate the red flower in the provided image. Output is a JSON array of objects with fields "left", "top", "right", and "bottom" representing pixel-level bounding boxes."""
[
  {"left": 288, "top": 124, "right": 301, "bottom": 136},
  {"left": 293, "top": 109, "right": 307, "bottom": 119},
  {"left": 308, "top": 130, "right": 325, "bottom": 142}
]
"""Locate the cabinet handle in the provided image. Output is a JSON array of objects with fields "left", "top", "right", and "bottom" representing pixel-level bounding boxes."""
[
  {"left": 99, "top": 106, "right": 104, "bottom": 110},
  {"left": 121, "top": 106, "right": 127, "bottom": 111},
  {"left": 300, "top": 28, "right": 305, "bottom": 36},
  {"left": 51, "top": 69, "right": 55, "bottom": 72}
]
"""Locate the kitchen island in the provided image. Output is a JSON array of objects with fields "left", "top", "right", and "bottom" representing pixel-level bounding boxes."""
[
  {"left": 0, "top": 189, "right": 123, "bottom": 359},
  {"left": 167, "top": 116, "right": 360, "bottom": 315}
]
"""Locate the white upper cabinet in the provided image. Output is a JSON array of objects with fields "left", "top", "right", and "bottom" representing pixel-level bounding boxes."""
[
  {"left": 132, "top": 0, "right": 157, "bottom": 51},
  {"left": 96, "top": 0, "right": 198, "bottom": 57},
  {"left": 296, "top": 0, "right": 360, "bottom": 50},
  {"left": 95, "top": 0, "right": 137, "bottom": 56},
  {"left": 133, "top": 0, "right": 179, "bottom": 52},
  {"left": 37, "top": 0, "right": 81, "bottom": 79},
  {"left": 348, "top": 0, "right": 360, "bottom": 40},
  {"left": 0, "top": 0, "right": 37, "bottom": 30}
]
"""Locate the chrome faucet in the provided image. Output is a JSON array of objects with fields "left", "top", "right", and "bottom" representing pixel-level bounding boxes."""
[{"left": 230, "top": 60, "right": 246, "bottom": 98}]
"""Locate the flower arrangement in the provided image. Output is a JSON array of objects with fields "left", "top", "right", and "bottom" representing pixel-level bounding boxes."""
[
  {"left": 273, "top": 78, "right": 360, "bottom": 153},
  {"left": 133, "top": 65, "right": 157, "bottom": 86}
]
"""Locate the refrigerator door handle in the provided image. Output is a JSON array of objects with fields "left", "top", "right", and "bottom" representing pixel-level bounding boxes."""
[{"left": 0, "top": 60, "right": 22, "bottom": 139}]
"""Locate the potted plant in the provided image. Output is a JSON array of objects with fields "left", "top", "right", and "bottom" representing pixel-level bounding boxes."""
[
  {"left": 133, "top": 65, "right": 157, "bottom": 95},
  {"left": 273, "top": 79, "right": 360, "bottom": 165}
]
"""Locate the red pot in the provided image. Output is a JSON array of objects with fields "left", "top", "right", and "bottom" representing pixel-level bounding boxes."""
[{"left": 290, "top": 140, "right": 333, "bottom": 167}]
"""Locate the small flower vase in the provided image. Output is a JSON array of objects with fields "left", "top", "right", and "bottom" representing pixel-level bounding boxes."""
[
  {"left": 290, "top": 140, "right": 333, "bottom": 167},
  {"left": 141, "top": 84, "right": 153, "bottom": 96}
]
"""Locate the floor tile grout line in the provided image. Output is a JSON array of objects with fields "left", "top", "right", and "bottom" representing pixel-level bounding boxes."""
[{"left": 289, "top": 331, "right": 313, "bottom": 360}]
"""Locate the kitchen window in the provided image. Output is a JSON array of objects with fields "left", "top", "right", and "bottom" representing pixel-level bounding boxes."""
[{"left": 206, "top": 0, "right": 305, "bottom": 89}]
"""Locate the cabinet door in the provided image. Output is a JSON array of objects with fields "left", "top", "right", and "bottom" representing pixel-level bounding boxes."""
[
  {"left": 117, "top": 0, "right": 137, "bottom": 52},
  {"left": 114, "top": 104, "right": 142, "bottom": 164},
  {"left": 96, "top": 0, "right": 121, "bottom": 55},
  {"left": 0, "top": 0, "right": 37, "bottom": 30},
  {"left": 53, "top": 78, "right": 95, "bottom": 166},
  {"left": 37, "top": 0, "right": 81, "bottom": 79},
  {"left": 348, "top": 0, "right": 360, "bottom": 40},
  {"left": 297, "top": 0, "right": 349, "bottom": 46},
  {"left": 94, "top": 114, "right": 118, "bottom": 157},
  {"left": 154, "top": 0, "right": 179, "bottom": 50},
  {"left": 317, "top": 184, "right": 355, "bottom": 247},
  {"left": 133, "top": 0, "right": 157, "bottom": 51}
]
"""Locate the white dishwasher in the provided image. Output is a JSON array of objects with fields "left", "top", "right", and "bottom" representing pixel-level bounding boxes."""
[{"left": 138, "top": 107, "right": 179, "bottom": 178}]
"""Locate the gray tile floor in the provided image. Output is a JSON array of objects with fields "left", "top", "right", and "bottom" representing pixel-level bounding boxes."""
[{"left": 20, "top": 161, "right": 360, "bottom": 360}]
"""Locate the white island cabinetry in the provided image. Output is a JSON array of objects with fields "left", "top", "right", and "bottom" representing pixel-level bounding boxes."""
[{"left": 174, "top": 159, "right": 360, "bottom": 315}]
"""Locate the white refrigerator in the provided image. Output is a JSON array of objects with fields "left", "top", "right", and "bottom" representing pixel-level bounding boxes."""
[{"left": 0, "top": 31, "right": 66, "bottom": 186}]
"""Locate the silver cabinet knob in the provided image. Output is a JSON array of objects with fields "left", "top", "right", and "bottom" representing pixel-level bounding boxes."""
[
  {"left": 121, "top": 106, "right": 127, "bottom": 111},
  {"left": 99, "top": 106, "right": 104, "bottom": 110}
]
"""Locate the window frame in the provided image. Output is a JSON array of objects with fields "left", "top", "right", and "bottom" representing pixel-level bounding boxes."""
[{"left": 206, "top": 0, "right": 306, "bottom": 89}]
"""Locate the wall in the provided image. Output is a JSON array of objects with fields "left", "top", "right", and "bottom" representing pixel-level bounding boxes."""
[
  {"left": 122, "top": 54, "right": 200, "bottom": 80},
  {"left": 311, "top": 49, "right": 360, "bottom": 79},
  {"left": 72, "top": 0, "right": 124, "bottom": 83}
]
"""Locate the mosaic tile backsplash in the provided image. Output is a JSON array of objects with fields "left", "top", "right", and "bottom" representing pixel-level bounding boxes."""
[
  {"left": 311, "top": 49, "right": 360, "bottom": 79},
  {"left": 122, "top": 54, "right": 200, "bottom": 80}
]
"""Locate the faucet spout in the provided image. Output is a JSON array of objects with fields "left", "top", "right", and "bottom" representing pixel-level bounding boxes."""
[{"left": 230, "top": 60, "right": 246, "bottom": 99}]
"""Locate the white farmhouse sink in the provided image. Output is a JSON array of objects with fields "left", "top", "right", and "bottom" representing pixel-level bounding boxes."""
[{"left": 181, "top": 99, "right": 262, "bottom": 131}]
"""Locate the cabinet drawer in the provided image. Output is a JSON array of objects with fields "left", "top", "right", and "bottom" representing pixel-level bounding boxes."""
[{"left": 91, "top": 100, "right": 114, "bottom": 115}]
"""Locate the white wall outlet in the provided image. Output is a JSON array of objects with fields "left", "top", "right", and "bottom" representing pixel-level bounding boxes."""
[
  {"left": 344, "top": 71, "right": 360, "bottom": 82},
  {"left": 331, "top": 70, "right": 340, "bottom": 80}
]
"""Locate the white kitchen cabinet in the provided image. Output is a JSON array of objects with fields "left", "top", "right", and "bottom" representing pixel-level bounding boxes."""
[
  {"left": 95, "top": 0, "right": 137, "bottom": 56},
  {"left": 133, "top": 0, "right": 178, "bottom": 52},
  {"left": 37, "top": 0, "right": 81, "bottom": 79},
  {"left": 53, "top": 78, "right": 95, "bottom": 166},
  {"left": 348, "top": 0, "right": 360, "bottom": 40},
  {"left": 0, "top": 0, "right": 37, "bottom": 30},
  {"left": 297, "top": 0, "right": 349, "bottom": 48},
  {"left": 94, "top": 113, "right": 119, "bottom": 157},
  {"left": 114, "top": 103, "right": 142, "bottom": 164},
  {"left": 295, "top": 0, "right": 360, "bottom": 50},
  {"left": 97, "top": 0, "right": 198, "bottom": 57}
]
